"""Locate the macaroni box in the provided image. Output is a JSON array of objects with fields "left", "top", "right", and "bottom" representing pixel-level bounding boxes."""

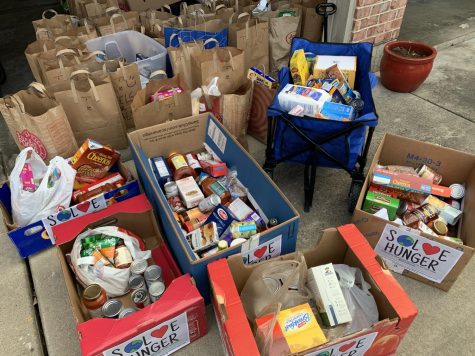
[
  {"left": 0, "top": 162, "right": 140, "bottom": 258},
  {"left": 53, "top": 194, "right": 207, "bottom": 356},
  {"left": 128, "top": 113, "right": 300, "bottom": 302},
  {"left": 208, "top": 224, "right": 418, "bottom": 356},
  {"left": 353, "top": 133, "right": 475, "bottom": 291}
]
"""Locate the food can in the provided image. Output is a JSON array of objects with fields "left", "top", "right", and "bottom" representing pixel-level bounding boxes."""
[
  {"left": 218, "top": 240, "right": 228, "bottom": 250},
  {"left": 102, "top": 299, "right": 123, "bottom": 318},
  {"left": 416, "top": 165, "right": 443, "bottom": 185},
  {"left": 149, "top": 281, "right": 166, "bottom": 302},
  {"left": 198, "top": 194, "right": 221, "bottom": 213},
  {"left": 450, "top": 183, "right": 465, "bottom": 200},
  {"left": 268, "top": 218, "right": 279, "bottom": 227},
  {"left": 433, "top": 219, "right": 448, "bottom": 236},
  {"left": 130, "top": 259, "right": 148, "bottom": 275},
  {"left": 131, "top": 288, "right": 150, "bottom": 309},
  {"left": 118, "top": 308, "right": 137, "bottom": 319},
  {"left": 144, "top": 265, "right": 163, "bottom": 287},
  {"left": 129, "top": 274, "right": 146, "bottom": 291}
]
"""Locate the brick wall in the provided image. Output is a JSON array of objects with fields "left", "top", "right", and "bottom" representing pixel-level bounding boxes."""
[{"left": 351, "top": 0, "right": 407, "bottom": 45}]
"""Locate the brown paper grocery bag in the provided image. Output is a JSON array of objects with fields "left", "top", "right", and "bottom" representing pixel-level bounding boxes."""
[
  {"left": 25, "top": 30, "right": 56, "bottom": 83},
  {"left": 61, "top": 20, "right": 99, "bottom": 43},
  {"left": 32, "top": 9, "right": 78, "bottom": 36},
  {"left": 80, "top": 0, "right": 119, "bottom": 17},
  {"left": 95, "top": 8, "right": 140, "bottom": 35},
  {"left": 228, "top": 13, "right": 269, "bottom": 70},
  {"left": 54, "top": 70, "right": 128, "bottom": 149},
  {"left": 168, "top": 34, "right": 203, "bottom": 91},
  {"left": 190, "top": 40, "right": 246, "bottom": 94},
  {"left": 301, "top": 0, "right": 324, "bottom": 42},
  {"left": 0, "top": 83, "right": 78, "bottom": 161},
  {"left": 131, "top": 71, "right": 192, "bottom": 129}
]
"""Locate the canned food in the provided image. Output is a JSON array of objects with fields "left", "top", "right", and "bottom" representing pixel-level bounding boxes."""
[
  {"left": 118, "top": 307, "right": 137, "bottom": 319},
  {"left": 129, "top": 274, "right": 146, "bottom": 291},
  {"left": 82, "top": 284, "right": 107, "bottom": 318},
  {"left": 102, "top": 299, "right": 123, "bottom": 318},
  {"left": 450, "top": 183, "right": 465, "bottom": 200},
  {"left": 268, "top": 218, "right": 279, "bottom": 227},
  {"left": 217, "top": 240, "right": 228, "bottom": 250},
  {"left": 144, "top": 265, "right": 163, "bottom": 287},
  {"left": 433, "top": 219, "right": 448, "bottom": 235},
  {"left": 130, "top": 259, "right": 148, "bottom": 275},
  {"left": 131, "top": 288, "right": 150, "bottom": 309},
  {"left": 149, "top": 281, "right": 166, "bottom": 302},
  {"left": 198, "top": 194, "right": 221, "bottom": 213}
]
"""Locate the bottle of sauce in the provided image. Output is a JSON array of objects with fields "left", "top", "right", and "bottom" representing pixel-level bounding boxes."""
[
  {"left": 402, "top": 204, "right": 438, "bottom": 228},
  {"left": 167, "top": 152, "right": 196, "bottom": 181},
  {"left": 114, "top": 240, "right": 133, "bottom": 269},
  {"left": 164, "top": 181, "right": 186, "bottom": 213},
  {"left": 82, "top": 284, "right": 107, "bottom": 318},
  {"left": 198, "top": 173, "right": 231, "bottom": 204},
  {"left": 185, "top": 153, "right": 202, "bottom": 175}
]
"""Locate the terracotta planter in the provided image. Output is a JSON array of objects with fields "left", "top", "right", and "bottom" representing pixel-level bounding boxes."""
[{"left": 380, "top": 40, "right": 437, "bottom": 93}]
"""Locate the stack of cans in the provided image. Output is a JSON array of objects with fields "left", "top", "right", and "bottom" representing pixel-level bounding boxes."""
[{"left": 129, "top": 260, "right": 166, "bottom": 309}]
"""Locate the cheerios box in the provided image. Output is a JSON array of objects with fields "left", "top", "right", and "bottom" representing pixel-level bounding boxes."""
[
  {"left": 208, "top": 224, "right": 418, "bottom": 356},
  {"left": 352, "top": 133, "right": 475, "bottom": 290},
  {"left": 53, "top": 194, "right": 207, "bottom": 356}
]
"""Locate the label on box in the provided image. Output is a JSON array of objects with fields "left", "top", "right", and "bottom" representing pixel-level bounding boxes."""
[
  {"left": 103, "top": 311, "right": 190, "bottom": 356},
  {"left": 308, "top": 331, "right": 378, "bottom": 356},
  {"left": 374, "top": 224, "right": 464, "bottom": 283},
  {"left": 42, "top": 195, "right": 107, "bottom": 244},
  {"left": 241, "top": 235, "right": 282, "bottom": 264},
  {"left": 207, "top": 120, "right": 227, "bottom": 153}
]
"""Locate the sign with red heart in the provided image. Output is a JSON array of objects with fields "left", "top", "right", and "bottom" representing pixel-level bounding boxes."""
[
  {"left": 309, "top": 331, "right": 378, "bottom": 356},
  {"left": 241, "top": 235, "right": 282, "bottom": 265},
  {"left": 374, "top": 224, "right": 464, "bottom": 283}
]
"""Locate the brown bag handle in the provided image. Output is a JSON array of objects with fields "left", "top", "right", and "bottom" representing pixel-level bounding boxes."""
[
  {"left": 110, "top": 13, "right": 129, "bottom": 33},
  {"left": 149, "top": 70, "right": 168, "bottom": 79},
  {"left": 56, "top": 48, "right": 81, "bottom": 77},
  {"left": 203, "top": 38, "right": 219, "bottom": 49},
  {"left": 70, "top": 69, "right": 99, "bottom": 103},
  {"left": 28, "top": 82, "right": 50, "bottom": 98},
  {"left": 42, "top": 9, "right": 58, "bottom": 19}
]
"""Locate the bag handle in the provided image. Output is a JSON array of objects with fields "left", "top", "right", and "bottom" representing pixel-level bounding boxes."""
[
  {"left": 160, "top": 4, "right": 172, "bottom": 13},
  {"left": 105, "top": 6, "right": 120, "bottom": 14},
  {"left": 7, "top": 94, "right": 26, "bottom": 113},
  {"left": 56, "top": 48, "right": 81, "bottom": 77},
  {"left": 203, "top": 38, "right": 219, "bottom": 49},
  {"left": 149, "top": 70, "right": 168, "bottom": 80},
  {"left": 35, "top": 28, "right": 53, "bottom": 41},
  {"left": 82, "top": 50, "right": 106, "bottom": 61},
  {"left": 54, "top": 36, "right": 75, "bottom": 47},
  {"left": 180, "top": 2, "right": 188, "bottom": 15},
  {"left": 28, "top": 82, "right": 50, "bottom": 98},
  {"left": 215, "top": 4, "right": 227, "bottom": 12},
  {"left": 42, "top": 9, "right": 58, "bottom": 19},
  {"left": 70, "top": 70, "right": 99, "bottom": 103},
  {"left": 110, "top": 13, "right": 129, "bottom": 33},
  {"left": 153, "top": 23, "right": 162, "bottom": 36}
]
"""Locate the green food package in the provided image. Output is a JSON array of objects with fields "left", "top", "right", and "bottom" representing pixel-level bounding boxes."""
[{"left": 363, "top": 191, "right": 400, "bottom": 221}]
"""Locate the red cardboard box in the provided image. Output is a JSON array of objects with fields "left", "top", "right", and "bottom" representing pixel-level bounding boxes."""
[
  {"left": 53, "top": 194, "right": 207, "bottom": 356},
  {"left": 208, "top": 224, "right": 417, "bottom": 356}
]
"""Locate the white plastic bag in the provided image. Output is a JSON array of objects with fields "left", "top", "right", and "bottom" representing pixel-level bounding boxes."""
[
  {"left": 334, "top": 264, "right": 379, "bottom": 336},
  {"left": 71, "top": 226, "right": 151, "bottom": 297},
  {"left": 10, "top": 147, "right": 76, "bottom": 227}
]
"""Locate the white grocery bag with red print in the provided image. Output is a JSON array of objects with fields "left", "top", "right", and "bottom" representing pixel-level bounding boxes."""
[{"left": 10, "top": 147, "right": 76, "bottom": 227}]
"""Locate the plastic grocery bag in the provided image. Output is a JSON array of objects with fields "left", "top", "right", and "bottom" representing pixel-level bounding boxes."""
[
  {"left": 10, "top": 147, "right": 76, "bottom": 227},
  {"left": 71, "top": 226, "right": 151, "bottom": 297},
  {"left": 334, "top": 264, "right": 379, "bottom": 335}
]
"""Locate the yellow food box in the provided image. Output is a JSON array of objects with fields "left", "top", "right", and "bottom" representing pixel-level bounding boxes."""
[
  {"left": 313, "top": 55, "right": 357, "bottom": 89},
  {"left": 276, "top": 303, "right": 327, "bottom": 353},
  {"left": 290, "top": 49, "right": 310, "bottom": 86}
]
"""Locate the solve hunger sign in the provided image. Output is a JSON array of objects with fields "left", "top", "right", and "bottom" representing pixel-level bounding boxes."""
[
  {"left": 307, "top": 332, "right": 378, "bottom": 356},
  {"left": 374, "top": 224, "right": 463, "bottom": 283}
]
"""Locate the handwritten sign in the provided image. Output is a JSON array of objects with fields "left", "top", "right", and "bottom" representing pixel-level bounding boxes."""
[
  {"left": 241, "top": 235, "right": 282, "bottom": 264},
  {"left": 374, "top": 224, "right": 463, "bottom": 283},
  {"left": 103, "top": 312, "right": 190, "bottom": 356},
  {"left": 41, "top": 195, "right": 107, "bottom": 244},
  {"left": 308, "top": 332, "right": 378, "bottom": 356}
]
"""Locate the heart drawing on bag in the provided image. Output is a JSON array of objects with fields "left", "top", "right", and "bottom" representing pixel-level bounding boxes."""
[
  {"left": 422, "top": 243, "right": 440, "bottom": 255},
  {"left": 76, "top": 201, "right": 90, "bottom": 213},
  {"left": 254, "top": 246, "right": 267, "bottom": 258},
  {"left": 339, "top": 341, "right": 356, "bottom": 352},
  {"left": 151, "top": 325, "right": 169, "bottom": 339}
]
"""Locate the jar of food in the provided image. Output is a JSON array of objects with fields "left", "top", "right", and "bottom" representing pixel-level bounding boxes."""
[
  {"left": 82, "top": 284, "right": 107, "bottom": 318},
  {"left": 198, "top": 194, "right": 221, "bottom": 213},
  {"left": 402, "top": 203, "right": 438, "bottom": 227},
  {"left": 185, "top": 153, "right": 202, "bottom": 175},
  {"left": 114, "top": 240, "right": 132, "bottom": 269},
  {"left": 198, "top": 174, "right": 231, "bottom": 204},
  {"left": 164, "top": 181, "right": 186, "bottom": 213},
  {"left": 167, "top": 152, "right": 196, "bottom": 180}
]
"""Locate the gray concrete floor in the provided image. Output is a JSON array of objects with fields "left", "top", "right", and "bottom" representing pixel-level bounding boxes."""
[{"left": 1, "top": 2, "right": 475, "bottom": 356}]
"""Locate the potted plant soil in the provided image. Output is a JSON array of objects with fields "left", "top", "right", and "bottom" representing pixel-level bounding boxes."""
[{"left": 380, "top": 40, "right": 437, "bottom": 93}]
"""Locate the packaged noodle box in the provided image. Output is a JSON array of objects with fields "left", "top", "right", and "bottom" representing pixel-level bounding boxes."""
[{"left": 313, "top": 55, "right": 357, "bottom": 89}]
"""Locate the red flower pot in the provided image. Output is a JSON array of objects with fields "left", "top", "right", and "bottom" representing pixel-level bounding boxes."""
[{"left": 380, "top": 40, "right": 437, "bottom": 93}]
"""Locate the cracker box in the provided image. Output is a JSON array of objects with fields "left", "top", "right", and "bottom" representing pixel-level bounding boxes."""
[
  {"left": 313, "top": 55, "right": 357, "bottom": 89},
  {"left": 208, "top": 224, "right": 418, "bottom": 356}
]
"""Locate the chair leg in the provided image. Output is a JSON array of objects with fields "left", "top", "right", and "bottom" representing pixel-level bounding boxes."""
[
  {"left": 263, "top": 116, "right": 276, "bottom": 179},
  {"left": 303, "top": 164, "right": 317, "bottom": 212}
]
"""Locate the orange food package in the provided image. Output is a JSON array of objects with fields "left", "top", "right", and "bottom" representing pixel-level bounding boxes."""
[{"left": 71, "top": 139, "right": 120, "bottom": 179}]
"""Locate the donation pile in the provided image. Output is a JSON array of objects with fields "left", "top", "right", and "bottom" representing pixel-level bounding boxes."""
[
  {"left": 151, "top": 147, "right": 274, "bottom": 259},
  {"left": 278, "top": 51, "right": 363, "bottom": 121},
  {"left": 363, "top": 164, "right": 465, "bottom": 244},
  {"left": 240, "top": 253, "right": 378, "bottom": 355}
]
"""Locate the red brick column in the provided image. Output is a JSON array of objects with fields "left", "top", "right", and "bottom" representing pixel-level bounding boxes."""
[{"left": 351, "top": 0, "right": 407, "bottom": 44}]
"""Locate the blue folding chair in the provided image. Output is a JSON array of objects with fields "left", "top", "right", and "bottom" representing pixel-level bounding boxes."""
[{"left": 264, "top": 38, "right": 378, "bottom": 212}]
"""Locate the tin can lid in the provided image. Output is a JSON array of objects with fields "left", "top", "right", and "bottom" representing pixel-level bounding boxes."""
[
  {"left": 164, "top": 181, "right": 178, "bottom": 195},
  {"left": 131, "top": 288, "right": 148, "bottom": 303},
  {"left": 263, "top": 277, "right": 280, "bottom": 293},
  {"left": 129, "top": 274, "right": 145, "bottom": 289},
  {"left": 448, "top": 199, "right": 461, "bottom": 210},
  {"left": 83, "top": 284, "right": 103, "bottom": 301},
  {"left": 209, "top": 194, "right": 221, "bottom": 206},
  {"left": 102, "top": 299, "right": 122, "bottom": 317},
  {"left": 130, "top": 259, "right": 148, "bottom": 275},
  {"left": 433, "top": 219, "right": 448, "bottom": 235},
  {"left": 269, "top": 218, "right": 279, "bottom": 227},
  {"left": 218, "top": 240, "right": 228, "bottom": 250},
  {"left": 118, "top": 308, "right": 137, "bottom": 319},
  {"left": 149, "top": 281, "right": 166, "bottom": 296},
  {"left": 450, "top": 184, "right": 465, "bottom": 200},
  {"left": 144, "top": 264, "right": 162, "bottom": 281}
]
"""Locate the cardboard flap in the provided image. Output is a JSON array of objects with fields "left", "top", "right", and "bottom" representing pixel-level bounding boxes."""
[
  {"left": 337, "top": 224, "right": 418, "bottom": 330},
  {"left": 53, "top": 194, "right": 151, "bottom": 245}
]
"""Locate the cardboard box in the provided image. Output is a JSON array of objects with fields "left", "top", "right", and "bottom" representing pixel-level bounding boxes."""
[
  {"left": 53, "top": 194, "right": 207, "bottom": 356},
  {"left": 313, "top": 55, "right": 357, "bottom": 89},
  {"left": 128, "top": 113, "right": 300, "bottom": 302},
  {"left": 353, "top": 133, "right": 475, "bottom": 291},
  {"left": 208, "top": 224, "right": 418, "bottom": 356},
  {"left": 0, "top": 162, "right": 140, "bottom": 258}
]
